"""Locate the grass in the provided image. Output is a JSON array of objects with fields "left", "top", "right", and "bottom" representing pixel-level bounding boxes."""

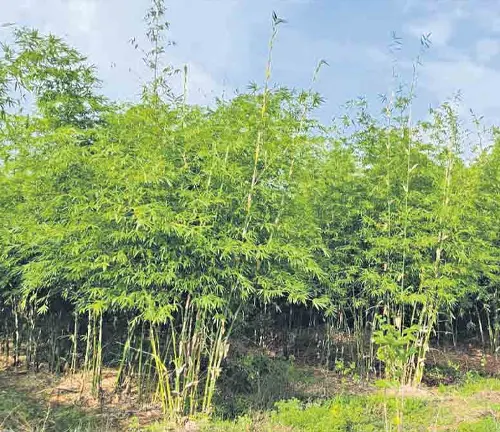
[
  {"left": 196, "top": 377, "right": 500, "bottom": 432},
  {"left": 1, "top": 364, "right": 500, "bottom": 431},
  {"left": 0, "top": 369, "right": 118, "bottom": 431},
  {"left": 0, "top": 386, "right": 112, "bottom": 431},
  {"left": 448, "top": 375, "right": 500, "bottom": 396}
]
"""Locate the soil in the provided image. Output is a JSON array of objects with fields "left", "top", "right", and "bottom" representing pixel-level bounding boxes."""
[
  {"left": 1, "top": 344, "right": 500, "bottom": 431},
  {"left": 0, "top": 356, "right": 163, "bottom": 430}
]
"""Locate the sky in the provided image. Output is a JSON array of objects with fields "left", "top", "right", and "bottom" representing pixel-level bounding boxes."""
[{"left": 2, "top": 0, "right": 500, "bottom": 128}]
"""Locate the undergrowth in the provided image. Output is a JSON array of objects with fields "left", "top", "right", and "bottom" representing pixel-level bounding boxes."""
[
  {"left": 198, "top": 377, "right": 500, "bottom": 432},
  {"left": 0, "top": 386, "right": 112, "bottom": 431}
]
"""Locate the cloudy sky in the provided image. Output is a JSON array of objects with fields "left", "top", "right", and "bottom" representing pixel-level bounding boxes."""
[{"left": 2, "top": 0, "right": 500, "bottom": 126}]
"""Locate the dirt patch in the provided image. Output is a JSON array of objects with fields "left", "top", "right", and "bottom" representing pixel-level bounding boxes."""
[
  {"left": 293, "top": 366, "right": 373, "bottom": 399},
  {"left": 0, "top": 360, "right": 163, "bottom": 430},
  {"left": 381, "top": 384, "right": 436, "bottom": 398},
  {"left": 2, "top": 347, "right": 500, "bottom": 431},
  {"left": 427, "top": 345, "right": 500, "bottom": 376}
]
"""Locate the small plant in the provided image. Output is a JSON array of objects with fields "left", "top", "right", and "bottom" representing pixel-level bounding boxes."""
[
  {"left": 373, "top": 319, "right": 420, "bottom": 384},
  {"left": 334, "top": 359, "right": 357, "bottom": 376},
  {"left": 214, "top": 352, "right": 304, "bottom": 418}
]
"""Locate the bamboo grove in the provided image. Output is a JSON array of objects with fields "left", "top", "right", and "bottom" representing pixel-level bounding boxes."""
[{"left": 1, "top": 6, "right": 500, "bottom": 420}]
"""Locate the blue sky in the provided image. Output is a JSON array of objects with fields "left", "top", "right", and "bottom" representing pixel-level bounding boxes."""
[{"left": 2, "top": 0, "right": 500, "bottom": 127}]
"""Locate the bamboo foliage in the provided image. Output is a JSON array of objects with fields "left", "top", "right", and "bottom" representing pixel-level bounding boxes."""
[{"left": 1, "top": 3, "right": 500, "bottom": 424}]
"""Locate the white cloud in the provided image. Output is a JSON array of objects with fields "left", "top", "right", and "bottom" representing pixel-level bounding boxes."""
[
  {"left": 170, "top": 61, "right": 229, "bottom": 105},
  {"left": 3, "top": 0, "right": 500, "bottom": 128},
  {"left": 407, "top": 16, "right": 454, "bottom": 46},
  {"left": 472, "top": 5, "right": 500, "bottom": 33},
  {"left": 475, "top": 38, "right": 500, "bottom": 63},
  {"left": 67, "top": 0, "right": 97, "bottom": 34},
  {"left": 402, "top": 0, "right": 469, "bottom": 17},
  {"left": 400, "top": 0, "right": 500, "bottom": 124},
  {"left": 365, "top": 46, "right": 391, "bottom": 64},
  {"left": 421, "top": 57, "right": 500, "bottom": 116},
  {"left": 1, "top": 0, "right": 228, "bottom": 103}
]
